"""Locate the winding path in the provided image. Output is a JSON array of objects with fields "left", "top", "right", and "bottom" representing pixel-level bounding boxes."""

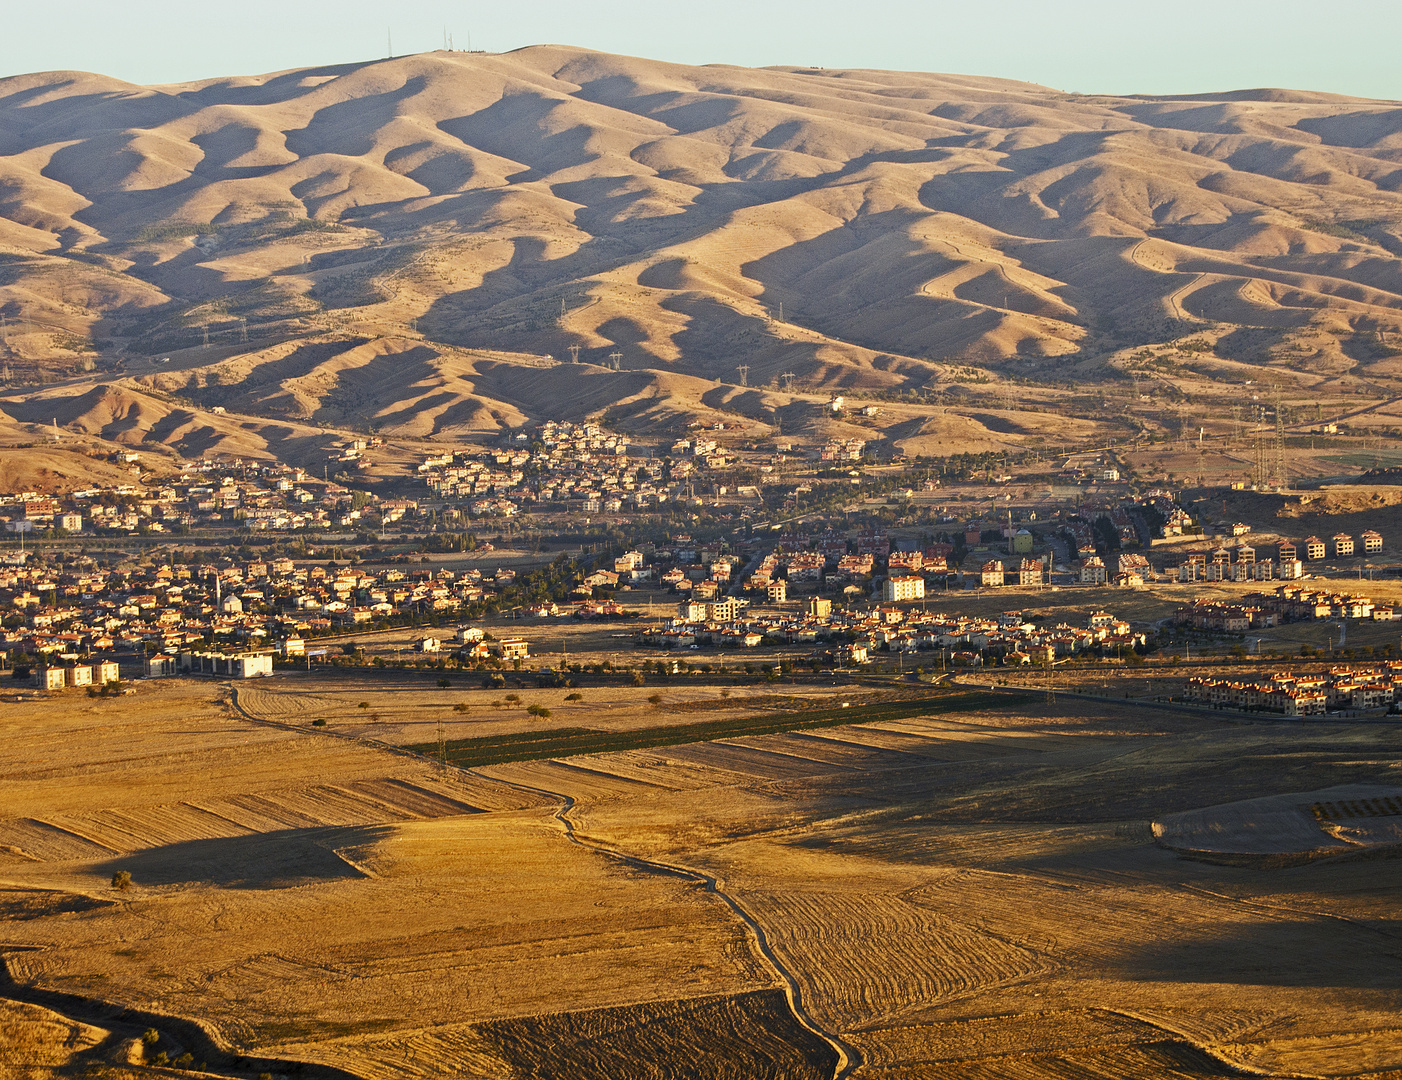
[
  {"left": 470, "top": 767, "right": 862, "bottom": 1080},
  {"left": 229, "top": 682, "right": 860, "bottom": 1079}
]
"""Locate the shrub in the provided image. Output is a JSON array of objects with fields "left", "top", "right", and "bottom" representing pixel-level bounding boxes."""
[
  {"left": 112, "top": 871, "right": 132, "bottom": 891},
  {"left": 453, "top": 702, "right": 469, "bottom": 713},
  {"left": 647, "top": 693, "right": 662, "bottom": 705},
  {"left": 141, "top": 1029, "right": 158, "bottom": 1046},
  {"left": 630, "top": 670, "right": 645, "bottom": 686},
  {"left": 565, "top": 692, "right": 582, "bottom": 701},
  {"left": 312, "top": 718, "right": 326, "bottom": 727},
  {"left": 437, "top": 677, "right": 451, "bottom": 688},
  {"left": 358, "top": 701, "right": 369, "bottom": 709}
]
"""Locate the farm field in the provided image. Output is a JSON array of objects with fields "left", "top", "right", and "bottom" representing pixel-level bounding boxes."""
[{"left": 2, "top": 680, "right": 1402, "bottom": 1077}]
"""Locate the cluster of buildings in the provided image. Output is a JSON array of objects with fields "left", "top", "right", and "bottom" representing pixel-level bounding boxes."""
[
  {"left": 818, "top": 437, "right": 867, "bottom": 463},
  {"left": 0, "top": 550, "right": 528, "bottom": 666},
  {"left": 420, "top": 422, "right": 676, "bottom": 517},
  {"left": 1166, "top": 536, "right": 1380, "bottom": 585},
  {"left": 1175, "top": 586, "right": 1393, "bottom": 631},
  {"left": 0, "top": 461, "right": 390, "bottom": 537},
  {"left": 1185, "top": 665, "right": 1402, "bottom": 715},
  {"left": 643, "top": 597, "right": 1143, "bottom": 667}
]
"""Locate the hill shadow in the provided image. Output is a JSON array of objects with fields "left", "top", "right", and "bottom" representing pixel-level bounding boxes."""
[
  {"left": 94, "top": 827, "right": 387, "bottom": 890},
  {"left": 1120, "top": 917, "right": 1402, "bottom": 989}
]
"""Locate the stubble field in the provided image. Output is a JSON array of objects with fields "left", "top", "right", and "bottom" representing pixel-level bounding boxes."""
[{"left": 2, "top": 677, "right": 1402, "bottom": 1078}]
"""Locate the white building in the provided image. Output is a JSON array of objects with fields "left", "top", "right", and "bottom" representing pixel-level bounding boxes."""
[
  {"left": 882, "top": 576, "right": 925, "bottom": 602},
  {"left": 178, "top": 650, "right": 273, "bottom": 678}
]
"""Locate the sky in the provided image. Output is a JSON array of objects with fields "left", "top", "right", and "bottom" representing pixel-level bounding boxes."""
[{"left": 4, "top": 0, "right": 1400, "bottom": 100}]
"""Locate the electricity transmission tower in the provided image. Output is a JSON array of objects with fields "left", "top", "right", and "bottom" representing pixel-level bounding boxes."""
[
  {"left": 608, "top": 351, "right": 622, "bottom": 371},
  {"left": 780, "top": 371, "right": 796, "bottom": 390},
  {"left": 737, "top": 365, "right": 749, "bottom": 387},
  {"left": 1252, "top": 407, "right": 1270, "bottom": 489},
  {"left": 567, "top": 345, "right": 581, "bottom": 364}
]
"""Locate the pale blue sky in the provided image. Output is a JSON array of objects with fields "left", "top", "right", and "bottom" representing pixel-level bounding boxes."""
[{"left": 5, "top": 0, "right": 1399, "bottom": 100}]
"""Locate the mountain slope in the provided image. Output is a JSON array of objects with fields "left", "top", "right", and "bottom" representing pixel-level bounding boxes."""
[{"left": 0, "top": 47, "right": 1400, "bottom": 447}]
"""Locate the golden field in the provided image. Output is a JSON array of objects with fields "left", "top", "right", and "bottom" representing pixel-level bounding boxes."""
[{"left": 2, "top": 674, "right": 1401, "bottom": 1077}]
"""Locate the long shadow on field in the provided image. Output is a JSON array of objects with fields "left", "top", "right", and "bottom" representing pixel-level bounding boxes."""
[
  {"left": 1120, "top": 916, "right": 1402, "bottom": 989},
  {"left": 94, "top": 827, "right": 384, "bottom": 890}
]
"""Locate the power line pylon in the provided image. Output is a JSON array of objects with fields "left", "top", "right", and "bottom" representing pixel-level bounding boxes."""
[
  {"left": 608, "top": 351, "right": 622, "bottom": 371},
  {"left": 737, "top": 365, "right": 749, "bottom": 387},
  {"left": 567, "top": 345, "right": 581, "bottom": 364},
  {"left": 780, "top": 371, "right": 796, "bottom": 390}
]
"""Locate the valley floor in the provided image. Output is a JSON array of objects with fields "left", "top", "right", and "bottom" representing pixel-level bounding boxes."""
[{"left": 2, "top": 680, "right": 1402, "bottom": 1078}]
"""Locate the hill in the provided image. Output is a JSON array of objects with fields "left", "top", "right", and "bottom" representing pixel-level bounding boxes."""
[{"left": 0, "top": 47, "right": 1401, "bottom": 452}]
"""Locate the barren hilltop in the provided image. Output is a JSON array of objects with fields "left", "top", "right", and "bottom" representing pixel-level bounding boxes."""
[{"left": 0, "top": 47, "right": 1400, "bottom": 460}]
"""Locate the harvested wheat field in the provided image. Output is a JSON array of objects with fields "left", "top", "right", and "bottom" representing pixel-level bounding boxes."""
[{"left": 3, "top": 681, "right": 1402, "bottom": 1078}]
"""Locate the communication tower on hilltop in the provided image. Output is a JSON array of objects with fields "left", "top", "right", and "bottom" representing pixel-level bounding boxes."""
[{"left": 737, "top": 365, "right": 749, "bottom": 387}]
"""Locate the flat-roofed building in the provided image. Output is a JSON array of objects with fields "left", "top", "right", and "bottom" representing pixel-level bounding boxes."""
[{"left": 881, "top": 576, "right": 925, "bottom": 602}]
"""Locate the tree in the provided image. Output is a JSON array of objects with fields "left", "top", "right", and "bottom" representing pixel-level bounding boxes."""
[{"left": 112, "top": 870, "right": 132, "bottom": 891}]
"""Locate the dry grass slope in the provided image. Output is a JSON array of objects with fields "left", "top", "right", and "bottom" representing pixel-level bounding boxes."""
[{"left": 1, "top": 48, "right": 1401, "bottom": 449}]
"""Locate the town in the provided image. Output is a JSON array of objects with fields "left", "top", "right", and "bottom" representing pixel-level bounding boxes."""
[{"left": 0, "top": 429, "right": 1394, "bottom": 698}]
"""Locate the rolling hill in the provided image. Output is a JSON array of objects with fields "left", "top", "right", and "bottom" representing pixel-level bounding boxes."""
[{"left": 0, "top": 46, "right": 1401, "bottom": 455}]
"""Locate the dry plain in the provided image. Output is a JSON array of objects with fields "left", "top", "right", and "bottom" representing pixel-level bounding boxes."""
[{"left": 2, "top": 674, "right": 1402, "bottom": 1078}]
